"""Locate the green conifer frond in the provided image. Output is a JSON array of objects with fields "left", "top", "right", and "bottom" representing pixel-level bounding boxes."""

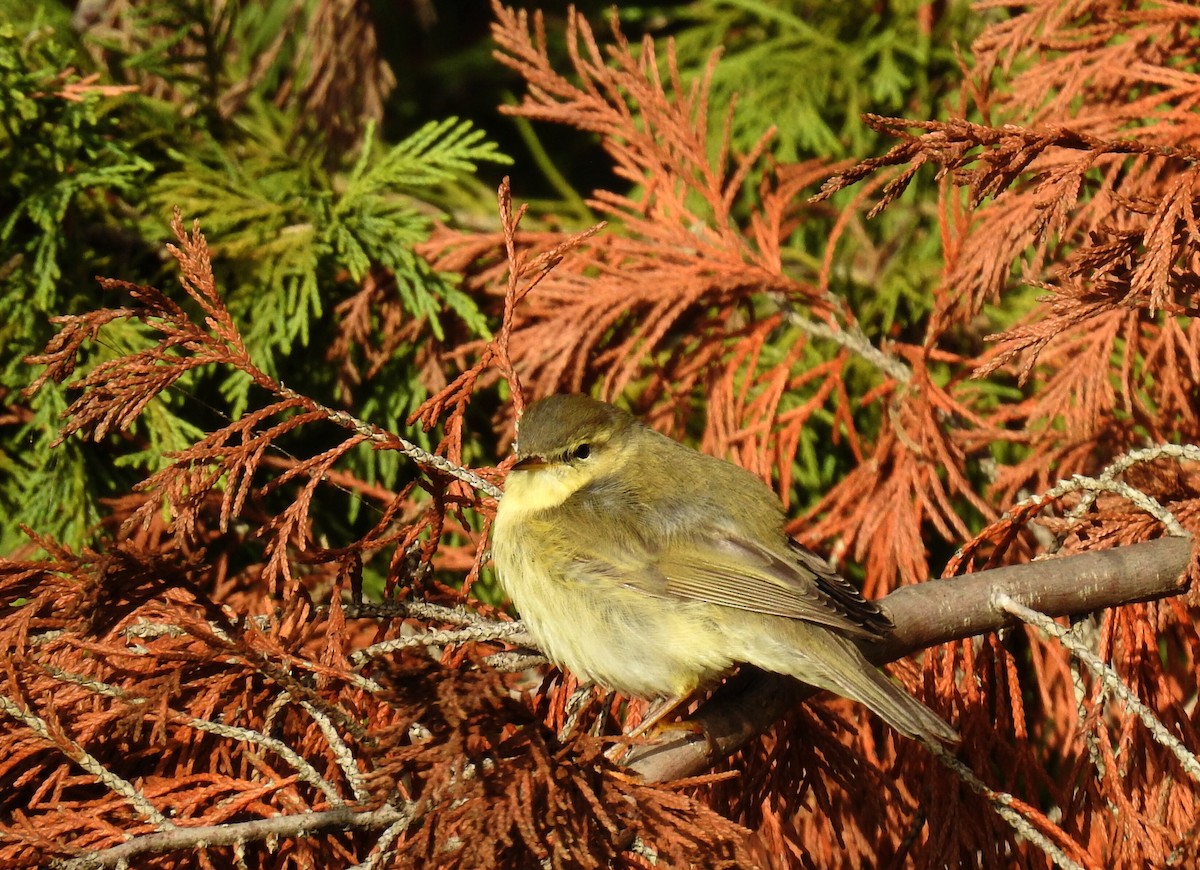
[
  {"left": 1, "top": 6, "right": 511, "bottom": 549},
  {"left": 0, "top": 22, "right": 150, "bottom": 325},
  {"left": 150, "top": 111, "right": 506, "bottom": 358}
]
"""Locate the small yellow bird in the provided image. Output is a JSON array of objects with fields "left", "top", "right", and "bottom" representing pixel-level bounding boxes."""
[{"left": 492, "top": 394, "right": 957, "bottom": 746}]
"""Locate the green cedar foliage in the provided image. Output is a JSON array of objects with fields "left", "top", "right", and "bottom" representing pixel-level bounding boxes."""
[
  {"left": 1, "top": 3, "right": 509, "bottom": 554},
  {"left": 1, "top": 15, "right": 156, "bottom": 551},
  {"left": 667, "top": 0, "right": 972, "bottom": 162}
]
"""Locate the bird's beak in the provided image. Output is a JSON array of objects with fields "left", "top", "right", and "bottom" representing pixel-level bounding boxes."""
[{"left": 512, "top": 455, "right": 548, "bottom": 471}]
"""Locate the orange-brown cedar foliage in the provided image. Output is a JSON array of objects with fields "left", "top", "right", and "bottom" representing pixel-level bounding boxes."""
[
  {"left": 432, "top": 3, "right": 1200, "bottom": 866},
  {"left": 2, "top": 211, "right": 756, "bottom": 869},
  {"left": 2, "top": 1, "right": 1200, "bottom": 868}
]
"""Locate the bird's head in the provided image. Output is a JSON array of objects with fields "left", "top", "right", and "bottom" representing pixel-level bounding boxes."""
[{"left": 503, "top": 394, "right": 636, "bottom": 512}]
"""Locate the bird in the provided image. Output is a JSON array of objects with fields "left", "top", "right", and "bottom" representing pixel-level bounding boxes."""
[{"left": 491, "top": 394, "right": 957, "bottom": 746}]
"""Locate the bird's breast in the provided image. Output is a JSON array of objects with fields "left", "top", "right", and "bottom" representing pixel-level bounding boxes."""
[{"left": 492, "top": 504, "right": 734, "bottom": 698}]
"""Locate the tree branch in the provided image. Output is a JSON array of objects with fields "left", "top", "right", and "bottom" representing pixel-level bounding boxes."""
[
  {"left": 624, "top": 536, "right": 1194, "bottom": 782},
  {"left": 49, "top": 804, "right": 418, "bottom": 870}
]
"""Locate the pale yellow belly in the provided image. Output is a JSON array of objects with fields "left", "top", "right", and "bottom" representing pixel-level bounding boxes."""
[{"left": 492, "top": 511, "right": 734, "bottom": 698}]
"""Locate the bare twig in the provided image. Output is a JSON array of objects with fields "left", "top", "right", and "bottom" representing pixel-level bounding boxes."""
[
  {"left": 995, "top": 593, "right": 1200, "bottom": 785},
  {"left": 42, "top": 666, "right": 345, "bottom": 804},
  {"left": 0, "top": 693, "right": 174, "bottom": 830},
  {"left": 349, "top": 621, "right": 531, "bottom": 667},
  {"left": 299, "top": 701, "right": 368, "bottom": 803},
  {"left": 275, "top": 384, "right": 503, "bottom": 500},
  {"left": 1022, "top": 474, "right": 1187, "bottom": 538},
  {"left": 785, "top": 309, "right": 912, "bottom": 384},
  {"left": 1068, "top": 444, "right": 1200, "bottom": 523},
  {"left": 342, "top": 598, "right": 500, "bottom": 625},
  {"left": 930, "top": 744, "right": 1088, "bottom": 870},
  {"left": 49, "top": 804, "right": 418, "bottom": 870}
]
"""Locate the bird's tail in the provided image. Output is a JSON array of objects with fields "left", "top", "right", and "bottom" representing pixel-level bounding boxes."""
[
  {"left": 762, "top": 626, "right": 959, "bottom": 746},
  {"left": 823, "top": 648, "right": 959, "bottom": 746}
]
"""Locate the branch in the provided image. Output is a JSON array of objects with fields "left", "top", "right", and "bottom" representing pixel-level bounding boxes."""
[
  {"left": 49, "top": 804, "right": 418, "bottom": 870},
  {"left": 274, "top": 384, "right": 503, "bottom": 500},
  {"left": 995, "top": 592, "right": 1200, "bottom": 786},
  {"left": 349, "top": 621, "right": 531, "bottom": 666},
  {"left": 625, "top": 536, "right": 1193, "bottom": 782},
  {"left": 0, "top": 694, "right": 173, "bottom": 830},
  {"left": 812, "top": 116, "right": 1200, "bottom": 213},
  {"left": 785, "top": 309, "right": 911, "bottom": 384}
]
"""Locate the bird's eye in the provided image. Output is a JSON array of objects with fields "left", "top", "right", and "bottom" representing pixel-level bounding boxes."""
[{"left": 572, "top": 443, "right": 592, "bottom": 461}]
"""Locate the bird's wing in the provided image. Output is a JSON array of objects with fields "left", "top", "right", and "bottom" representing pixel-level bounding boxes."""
[
  {"left": 548, "top": 475, "right": 891, "bottom": 640},
  {"left": 636, "top": 531, "right": 893, "bottom": 640}
]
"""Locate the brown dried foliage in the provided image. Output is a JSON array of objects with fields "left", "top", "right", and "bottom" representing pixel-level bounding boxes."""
[
  {"left": 74, "top": 0, "right": 393, "bottom": 145},
  {"left": 426, "top": 5, "right": 838, "bottom": 455},
  {"left": 2, "top": 204, "right": 762, "bottom": 868},
  {"left": 421, "top": 5, "right": 1011, "bottom": 601},
  {"left": 426, "top": 2, "right": 1199, "bottom": 867},
  {"left": 6, "top": 1, "right": 1200, "bottom": 867}
]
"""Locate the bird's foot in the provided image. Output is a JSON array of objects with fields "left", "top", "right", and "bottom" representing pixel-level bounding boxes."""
[{"left": 604, "top": 717, "right": 713, "bottom": 766}]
